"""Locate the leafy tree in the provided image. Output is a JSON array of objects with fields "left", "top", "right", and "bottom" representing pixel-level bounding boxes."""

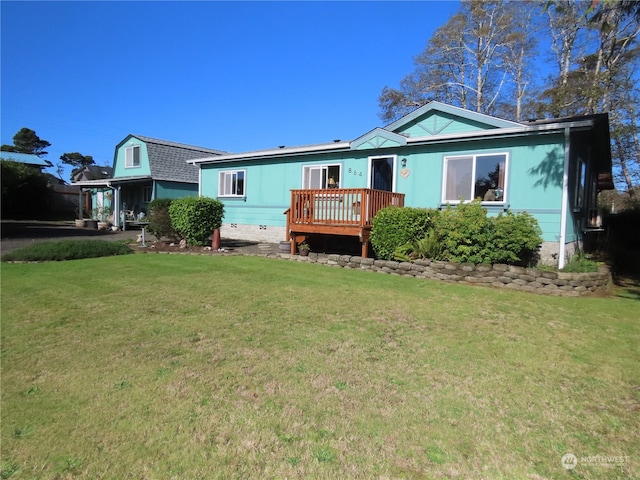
[
  {"left": 379, "top": 0, "right": 528, "bottom": 122},
  {"left": 60, "top": 152, "right": 95, "bottom": 170},
  {"left": 541, "top": 0, "right": 640, "bottom": 197},
  {"left": 380, "top": 0, "right": 639, "bottom": 196},
  {"left": 1, "top": 128, "right": 51, "bottom": 157}
]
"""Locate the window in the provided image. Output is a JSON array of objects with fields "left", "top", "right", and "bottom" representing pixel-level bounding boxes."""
[
  {"left": 219, "top": 170, "right": 245, "bottom": 197},
  {"left": 302, "top": 164, "right": 341, "bottom": 189},
  {"left": 143, "top": 185, "right": 152, "bottom": 203},
  {"left": 442, "top": 153, "right": 507, "bottom": 202},
  {"left": 125, "top": 145, "right": 140, "bottom": 168}
]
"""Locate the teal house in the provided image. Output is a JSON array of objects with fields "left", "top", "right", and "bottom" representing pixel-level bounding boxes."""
[
  {"left": 189, "top": 102, "right": 612, "bottom": 267},
  {"left": 75, "top": 134, "right": 225, "bottom": 228}
]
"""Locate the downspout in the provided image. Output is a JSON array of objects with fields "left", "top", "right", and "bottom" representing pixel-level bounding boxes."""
[
  {"left": 112, "top": 184, "right": 120, "bottom": 228},
  {"left": 558, "top": 127, "right": 571, "bottom": 269}
]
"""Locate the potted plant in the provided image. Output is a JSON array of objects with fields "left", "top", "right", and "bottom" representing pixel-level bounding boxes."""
[
  {"left": 74, "top": 207, "right": 90, "bottom": 227},
  {"left": 94, "top": 205, "right": 113, "bottom": 230},
  {"left": 298, "top": 242, "right": 310, "bottom": 256}
]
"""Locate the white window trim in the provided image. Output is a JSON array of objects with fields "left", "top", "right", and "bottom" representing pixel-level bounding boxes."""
[
  {"left": 367, "top": 155, "right": 398, "bottom": 192},
  {"left": 125, "top": 145, "right": 141, "bottom": 168},
  {"left": 301, "top": 163, "right": 342, "bottom": 189},
  {"left": 441, "top": 152, "right": 509, "bottom": 204},
  {"left": 143, "top": 185, "right": 153, "bottom": 203},
  {"left": 218, "top": 169, "right": 246, "bottom": 198}
]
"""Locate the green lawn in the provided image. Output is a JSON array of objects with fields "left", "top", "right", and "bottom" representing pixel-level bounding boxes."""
[{"left": 1, "top": 254, "right": 638, "bottom": 479}]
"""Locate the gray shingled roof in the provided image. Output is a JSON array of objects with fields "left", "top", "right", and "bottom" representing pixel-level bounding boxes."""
[{"left": 134, "top": 135, "right": 227, "bottom": 183}]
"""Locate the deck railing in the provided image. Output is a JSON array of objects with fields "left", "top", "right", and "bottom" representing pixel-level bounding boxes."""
[{"left": 288, "top": 188, "right": 405, "bottom": 227}]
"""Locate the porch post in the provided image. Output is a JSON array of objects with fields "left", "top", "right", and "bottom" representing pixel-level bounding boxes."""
[{"left": 77, "top": 189, "right": 83, "bottom": 219}]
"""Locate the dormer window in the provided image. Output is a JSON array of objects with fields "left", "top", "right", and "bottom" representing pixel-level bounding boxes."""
[{"left": 125, "top": 145, "right": 140, "bottom": 168}]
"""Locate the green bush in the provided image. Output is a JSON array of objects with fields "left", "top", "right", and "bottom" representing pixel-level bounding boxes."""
[
  {"left": 393, "top": 230, "right": 442, "bottom": 262},
  {"left": 385, "top": 201, "right": 543, "bottom": 266},
  {"left": 490, "top": 211, "right": 542, "bottom": 265},
  {"left": 371, "top": 206, "right": 438, "bottom": 260},
  {"left": 435, "top": 200, "right": 494, "bottom": 264},
  {"left": 169, "top": 196, "right": 225, "bottom": 246},
  {"left": 147, "top": 198, "right": 179, "bottom": 241},
  {"left": 1, "top": 240, "right": 133, "bottom": 262}
]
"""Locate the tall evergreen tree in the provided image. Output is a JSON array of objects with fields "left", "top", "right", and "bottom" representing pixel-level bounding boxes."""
[{"left": 1, "top": 128, "right": 51, "bottom": 157}]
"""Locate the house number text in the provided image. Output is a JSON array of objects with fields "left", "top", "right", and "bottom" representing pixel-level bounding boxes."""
[{"left": 348, "top": 168, "right": 363, "bottom": 177}]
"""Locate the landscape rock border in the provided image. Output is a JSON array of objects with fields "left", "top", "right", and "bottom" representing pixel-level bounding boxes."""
[
  {"left": 115, "top": 240, "right": 612, "bottom": 297},
  {"left": 277, "top": 252, "right": 611, "bottom": 297}
]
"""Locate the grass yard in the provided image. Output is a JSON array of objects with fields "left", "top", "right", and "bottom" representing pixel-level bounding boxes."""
[{"left": 1, "top": 254, "right": 638, "bottom": 479}]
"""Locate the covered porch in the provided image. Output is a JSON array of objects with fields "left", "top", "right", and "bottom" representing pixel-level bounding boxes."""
[{"left": 286, "top": 188, "right": 405, "bottom": 257}]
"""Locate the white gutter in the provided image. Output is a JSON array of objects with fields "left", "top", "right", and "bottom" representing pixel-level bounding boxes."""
[
  {"left": 187, "top": 119, "right": 596, "bottom": 166},
  {"left": 558, "top": 127, "right": 571, "bottom": 269},
  {"left": 187, "top": 142, "right": 350, "bottom": 165}
]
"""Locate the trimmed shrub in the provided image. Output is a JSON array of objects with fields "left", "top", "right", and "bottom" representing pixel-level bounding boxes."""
[
  {"left": 371, "top": 206, "right": 439, "bottom": 260},
  {"left": 169, "top": 196, "right": 225, "bottom": 246},
  {"left": 391, "top": 200, "right": 543, "bottom": 266},
  {"left": 435, "top": 200, "right": 494, "bottom": 264},
  {"left": 1, "top": 240, "right": 133, "bottom": 262},
  {"left": 147, "top": 198, "right": 179, "bottom": 241},
  {"left": 490, "top": 211, "right": 542, "bottom": 265}
]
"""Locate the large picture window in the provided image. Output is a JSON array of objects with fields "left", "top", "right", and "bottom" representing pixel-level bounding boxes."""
[
  {"left": 219, "top": 170, "right": 245, "bottom": 197},
  {"left": 302, "top": 164, "right": 341, "bottom": 189},
  {"left": 125, "top": 145, "right": 140, "bottom": 168},
  {"left": 443, "top": 153, "right": 508, "bottom": 203}
]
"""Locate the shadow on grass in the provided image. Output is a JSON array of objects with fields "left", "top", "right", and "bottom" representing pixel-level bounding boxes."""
[{"left": 612, "top": 273, "right": 640, "bottom": 300}]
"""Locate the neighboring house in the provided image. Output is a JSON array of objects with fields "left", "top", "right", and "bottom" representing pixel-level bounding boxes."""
[
  {"left": 0, "top": 151, "right": 52, "bottom": 171},
  {"left": 73, "top": 135, "right": 226, "bottom": 227},
  {"left": 188, "top": 101, "right": 613, "bottom": 267},
  {"left": 72, "top": 165, "right": 113, "bottom": 183}
]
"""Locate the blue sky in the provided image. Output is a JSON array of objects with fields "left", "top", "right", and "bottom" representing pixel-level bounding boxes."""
[{"left": 1, "top": 1, "right": 460, "bottom": 181}]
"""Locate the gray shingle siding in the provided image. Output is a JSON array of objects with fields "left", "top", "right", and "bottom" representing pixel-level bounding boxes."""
[{"left": 134, "top": 135, "right": 226, "bottom": 183}]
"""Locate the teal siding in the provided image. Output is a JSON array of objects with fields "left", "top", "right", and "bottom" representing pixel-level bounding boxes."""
[
  {"left": 396, "top": 112, "right": 495, "bottom": 138},
  {"left": 200, "top": 132, "right": 568, "bottom": 244},
  {"left": 155, "top": 181, "right": 198, "bottom": 199},
  {"left": 202, "top": 152, "right": 374, "bottom": 227},
  {"left": 113, "top": 137, "right": 151, "bottom": 178}
]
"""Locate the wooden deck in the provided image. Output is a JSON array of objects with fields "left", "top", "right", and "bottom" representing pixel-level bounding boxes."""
[{"left": 286, "top": 188, "right": 405, "bottom": 257}]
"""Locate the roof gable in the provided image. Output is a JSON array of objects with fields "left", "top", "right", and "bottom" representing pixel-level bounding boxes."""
[
  {"left": 116, "top": 134, "right": 227, "bottom": 183},
  {"left": 350, "top": 128, "right": 407, "bottom": 151},
  {"left": 386, "top": 101, "right": 522, "bottom": 138}
]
